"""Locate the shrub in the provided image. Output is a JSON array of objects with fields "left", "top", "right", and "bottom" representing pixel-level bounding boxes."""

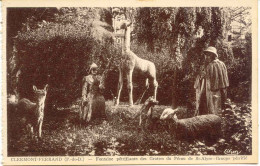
[{"left": 13, "top": 16, "right": 118, "bottom": 108}]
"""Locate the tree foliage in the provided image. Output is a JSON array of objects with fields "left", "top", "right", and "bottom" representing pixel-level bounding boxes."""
[
  {"left": 8, "top": 7, "right": 119, "bottom": 108},
  {"left": 133, "top": 7, "right": 236, "bottom": 106},
  {"left": 8, "top": 7, "right": 251, "bottom": 108}
]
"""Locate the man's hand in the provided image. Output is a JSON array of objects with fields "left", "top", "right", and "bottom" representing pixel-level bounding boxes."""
[
  {"left": 99, "top": 84, "right": 104, "bottom": 89},
  {"left": 200, "top": 70, "right": 206, "bottom": 79},
  {"left": 82, "top": 96, "right": 87, "bottom": 102}
]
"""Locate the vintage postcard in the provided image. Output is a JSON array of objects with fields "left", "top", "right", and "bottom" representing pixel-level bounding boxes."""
[{"left": 2, "top": 0, "right": 258, "bottom": 165}]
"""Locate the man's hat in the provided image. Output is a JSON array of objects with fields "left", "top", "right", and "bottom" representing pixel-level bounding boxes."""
[
  {"left": 204, "top": 46, "right": 218, "bottom": 58},
  {"left": 89, "top": 63, "right": 98, "bottom": 71}
]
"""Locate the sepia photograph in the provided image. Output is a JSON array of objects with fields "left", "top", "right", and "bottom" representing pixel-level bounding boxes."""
[{"left": 2, "top": 0, "right": 258, "bottom": 165}]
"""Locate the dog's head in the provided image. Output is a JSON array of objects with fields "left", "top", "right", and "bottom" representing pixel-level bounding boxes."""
[
  {"left": 160, "top": 108, "right": 178, "bottom": 120},
  {"left": 144, "top": 96, "right": 159, "bottom": 107}
]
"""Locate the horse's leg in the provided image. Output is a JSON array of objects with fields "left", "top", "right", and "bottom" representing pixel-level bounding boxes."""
[
  {"left": 116, "top": 68, "right": 123, "bottom": 106},
  {"left": 38, "top": 119, "right": 43, "bottom": 138},
  {"left": 153, "top": 79, "right": 158, "bottom": 101},
  {"left": 127, "top": 69, "right": 134, "bottom": 106},
  {"left": 149, "top": 63, "right": 158, "bottom": 101}
]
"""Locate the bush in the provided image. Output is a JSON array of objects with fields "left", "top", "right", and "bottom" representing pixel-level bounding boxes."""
[
  {"left": 13, "top": 19, "right": 118, "bottom": 108},
  {"left": 227, "top": 47, "right": 251, "bottom": 102}
]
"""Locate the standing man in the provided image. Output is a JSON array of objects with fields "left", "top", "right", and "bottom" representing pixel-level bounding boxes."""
[{"left": 194, "top": 46, "right": 229, "bottom": 115}]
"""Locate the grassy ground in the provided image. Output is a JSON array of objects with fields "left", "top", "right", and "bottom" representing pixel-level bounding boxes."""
[{"left": 8, "top": 100, "right": 252, "bottom": 156}]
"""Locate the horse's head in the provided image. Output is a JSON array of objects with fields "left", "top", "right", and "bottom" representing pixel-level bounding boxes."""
[{"left": 115, "top": 20, "right": 132, "bottom": 31}]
